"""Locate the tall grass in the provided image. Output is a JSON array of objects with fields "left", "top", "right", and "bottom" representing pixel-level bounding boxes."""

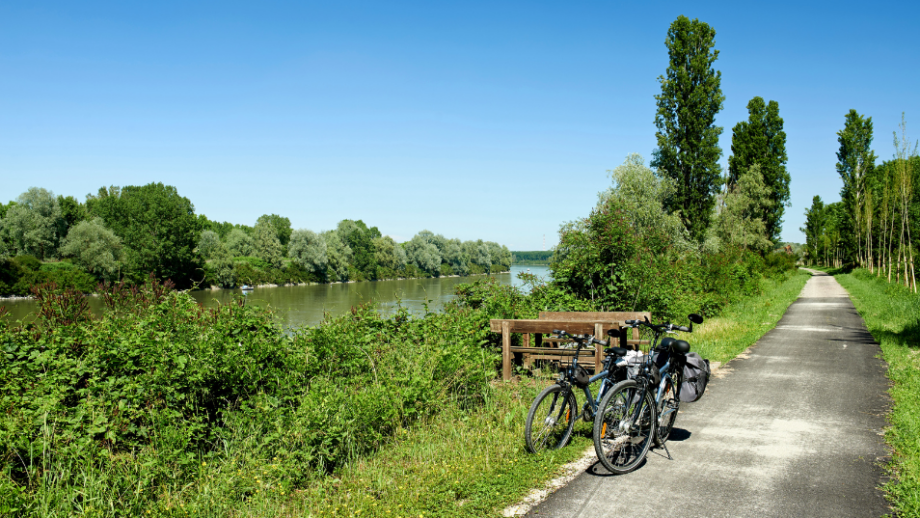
[{"left": 835, "top": 269, "right": 920, "bottom": 516}]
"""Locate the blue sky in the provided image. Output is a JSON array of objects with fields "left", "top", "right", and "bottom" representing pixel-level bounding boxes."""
[{"left": 2, "top": 1, "right": 918, "bottom": 250}]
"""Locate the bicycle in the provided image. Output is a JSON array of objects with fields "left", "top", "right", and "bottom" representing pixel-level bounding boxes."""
[
  {"left": 524, "top": 329, "right": 632, "bottom": 453},
  {"left": 592, "top": 313, "right": 704, "bottom": 473}
]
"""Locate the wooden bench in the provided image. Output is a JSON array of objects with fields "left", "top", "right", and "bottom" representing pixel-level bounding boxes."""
[{"left": 489, "top": 311, "right": 651, "bottom": 381}]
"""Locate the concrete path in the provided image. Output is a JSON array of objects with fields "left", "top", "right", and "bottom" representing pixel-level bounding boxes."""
[{"left": 525, "top": 270, "right": 891, "bottom": 517}]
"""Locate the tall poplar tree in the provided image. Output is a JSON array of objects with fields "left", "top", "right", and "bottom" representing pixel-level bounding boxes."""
[
  {"left": 728, "top": 97, "right": 789, "bottom": 243},
  {"left": 652, "top": 15, "right": 725, "bottom": 241},
  {"left": 836, "top": 110, "right": 876, "bottom": 266}
]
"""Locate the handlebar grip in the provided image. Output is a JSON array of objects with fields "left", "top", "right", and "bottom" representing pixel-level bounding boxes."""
[
  {"left": 553, "top": 329, "right": 564, "bottom": 335},
  {"left": 624, "top": 319, "right": 636, "bottom": 325},
  {"left": 593, "top": 338, "right": 608, "bottom": 347},
  {"left": 677, "top": 325, "right": 690, "bottom": 332}
]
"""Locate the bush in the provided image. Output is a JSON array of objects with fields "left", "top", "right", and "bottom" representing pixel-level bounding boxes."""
[{"left": 1, "top": 279, "right": 497, "bottom": 516}]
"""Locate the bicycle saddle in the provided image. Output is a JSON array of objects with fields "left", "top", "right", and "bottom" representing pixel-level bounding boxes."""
[
  {"left": 604, "top": 346, "right": 629, "bottom": 357},
  {"left": 671, "top": 339, "right": 690, "bottom": 354}
]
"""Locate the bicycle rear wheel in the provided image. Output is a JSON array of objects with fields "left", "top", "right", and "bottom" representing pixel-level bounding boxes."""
[
  {"left": 593, "top": 380, "right": 655, "bottom": 473},
  {"left": 525, "top": 384, "right": 577, "bottom": 453},
  {"left": 656, "top": 373, "right": 680, "bottom": 446}
]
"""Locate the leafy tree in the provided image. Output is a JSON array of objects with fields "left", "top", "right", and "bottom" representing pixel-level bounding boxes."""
[
  {"left": 2, "top": 187, "right": 65, "bottom": 260},
  {"left": 406, "top": 231, "right": 442, "bottom": 275},
  {"left": 197, "top": 230, "right": 222, "bottom": 260},
  {"left": 289, "top": 229, "right": 328, "bottom": 276},
  {"left": 59, "top": 217, "right": 123, "bottom": 279},
  {"left": 372, "top": 235, "right": 407, "bottom": 272},
  {"left": 463, "top": 240, "right": 491, "bottom": 270},
  {"left": 253, "top": 220, "right": 284, "bottom": 268},
  {"left": 337, "top": 219, "right": 380, "bottom": 278},
  {"left": 442, "top": 238, "right": 469, "bottom": 276},
  {"left": 209, "top": 242, "right": 236, "bottom": 288},
  {"left": 225, "top": 228, "right": 254, "bottom": 257},
  {"left": 800, "top": 196, "right": 826, "bottom": 265},
  {"left": 256, "top": 214, "right": 292, "bottom": 248},
  {"left": 651, "top": 15, "right": 725, "bottom": 241},
  {"left": 727, "top": 97, "right": 789, "bottom": 242},
  {"left": 710, "top": 164, "right": 773, "bottom": 252},
  {"left": 57, "top": 195, "right": 88, "bottom": 235},
  {"left": 599, "top": 153, "right": 692, "bottom": 252},
  {"left": 86, "top": 183, "right": 201, "bottom": 287},
  {"left": 323, "top": 230, "right": 353, "bottom": 282},
  {"left": 836, "top": 109, "right": 876, "bottom": 266}
]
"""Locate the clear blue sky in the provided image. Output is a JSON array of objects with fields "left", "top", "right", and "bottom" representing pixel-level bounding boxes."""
[{"left": 2, "top": 1, "right": 918, "bottom": 250}]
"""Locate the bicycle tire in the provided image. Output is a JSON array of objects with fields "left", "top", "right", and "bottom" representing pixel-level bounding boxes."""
[
  {"left": 593, "top": 379, "right": 656, "bottom": 473},
  {"left": 525, "top": 384, "right": 577, "bottom": 453},
  {"left": 655, "top": 373, "right": 679, "bottom": 446}
]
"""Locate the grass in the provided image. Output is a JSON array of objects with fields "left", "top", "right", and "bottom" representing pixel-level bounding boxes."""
[{"left": 833, "top": 269, "right": 920, "bottom": 516}]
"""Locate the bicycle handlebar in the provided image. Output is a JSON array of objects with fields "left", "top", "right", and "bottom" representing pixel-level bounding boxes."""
[{"left": 553, "top": 330, "right": 608, "bottom": 348}]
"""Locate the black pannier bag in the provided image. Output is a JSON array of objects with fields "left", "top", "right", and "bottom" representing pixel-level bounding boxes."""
[{"left": 680, "top": 352, "right": 711, "bottom": 403}]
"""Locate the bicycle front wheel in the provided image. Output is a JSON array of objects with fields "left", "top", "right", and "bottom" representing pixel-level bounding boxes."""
[
  {"left": 525, "top": 384, "right": 577, "bottom": 453},
  {"left": 656, "top": 373, "right": 680, "bottom": 446},
  {"left": 593, "top": 380, "right": 655, "bottom": 474}
]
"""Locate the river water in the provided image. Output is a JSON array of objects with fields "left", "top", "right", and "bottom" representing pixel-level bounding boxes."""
[{"left": 1, "top": 265, "right": 552, "bottom": 329}]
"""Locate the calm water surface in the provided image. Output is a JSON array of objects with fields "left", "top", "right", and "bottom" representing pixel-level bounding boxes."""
[{"left": 1, "top": 265, "right": 551, "bottom": 329}]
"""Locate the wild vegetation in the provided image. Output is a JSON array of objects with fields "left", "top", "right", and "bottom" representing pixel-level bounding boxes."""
[{"left": 0, "top": 186, "right": 511, "bottom": 296}]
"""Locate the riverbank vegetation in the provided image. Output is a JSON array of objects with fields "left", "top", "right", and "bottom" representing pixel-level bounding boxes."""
[
  {"left": 833, "top": 269, "right": 920, "bottom": 515},
  {"left": 0, "top": 185, "right": 510, "bottom": 296},
  {"left": 510, "top": 251, "right": 553, "bottom": 265}
]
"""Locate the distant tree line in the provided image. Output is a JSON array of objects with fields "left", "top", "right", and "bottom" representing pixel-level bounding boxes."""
[
  {"left": 511, "top": 251, "right": 553, "bottom": 264},
  {"left": 0, "top": 183, "right": 510, "bottom": 295},
  {"left": 802, "top": 113, "right": 919, "bottom": 291}
]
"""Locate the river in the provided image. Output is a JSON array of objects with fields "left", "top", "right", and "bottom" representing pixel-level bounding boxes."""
[{"left": 1, "top": 265, "right": 552, "bottom": 328}]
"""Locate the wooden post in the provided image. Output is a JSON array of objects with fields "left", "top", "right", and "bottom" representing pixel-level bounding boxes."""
[
  {"left": 502, "top": 321, "right": 512, "bottom": 381},
  {"left": 594, "top": 323, "right": 603, "bottom": 374}
]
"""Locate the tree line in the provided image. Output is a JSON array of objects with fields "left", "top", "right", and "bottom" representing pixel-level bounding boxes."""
[
  {"left": 0, "top": 183, "right": 511, "bottom": 294},
  {"left": 801, "top": 113, "right": 919, "bottom": 291}
]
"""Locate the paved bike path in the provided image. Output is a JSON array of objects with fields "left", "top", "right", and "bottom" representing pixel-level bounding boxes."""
[{"left": 525, "top": 271, "right": 891, "bottom": 517}]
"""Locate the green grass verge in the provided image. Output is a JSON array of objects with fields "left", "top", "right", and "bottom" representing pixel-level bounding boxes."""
[{"left": 834, "top": 269, "right": 920, "bottom": 516}]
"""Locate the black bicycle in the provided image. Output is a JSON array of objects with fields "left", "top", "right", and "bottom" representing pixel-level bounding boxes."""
[
  {"left": 524, "top": 329, "right": 632, "bottom": 453},
  {"left": 592, "top": 314, "right": 704, "bottom": 473}
]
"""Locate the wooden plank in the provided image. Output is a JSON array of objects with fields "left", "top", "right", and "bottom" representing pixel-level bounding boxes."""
[
  {"left": 594, "top": 323, "right": 603, "bottom": 374},
  {"left": 538, "top": 311, "right": 651, "bottom": 322},
  {"left": 502, "top": 321, "right": 511, "bottom": 381},
  {"left": 489, "top": 319, "right": 619, "bottom": 334},
  {"left": 507, "top": 346, "right": 595, "bottom": 354}
]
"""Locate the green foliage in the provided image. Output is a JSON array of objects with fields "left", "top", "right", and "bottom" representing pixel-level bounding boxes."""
[
  {"left": 59, "top": 217, "right": 123, "bottom": 280},
  {"left": 711, "top": 164, "right": 774, "bottom": 253},
  {"left": 599, "top": 153, "right": 692, "bottom": 252},
  {"left": 323, "top": 230, "right": 353, "bottom": 282},
  {"left": 2, "top": 188, "right": 65, "bottom": 260},
  {"left": 253, "top": 220, "right": 284, "bottom": 269},
  {"left": 337, "top": 219, "right": 380, "bottom": 278},
  {"left": 652, "top": 15, "right": 725, "bottom": 242},
  {"left": 197, "top": 230, "right": 222, "bottom": 260},
  {"left": 56, "top": 195, "right": 88, "bottom": 236},
  {"left": 0, "top": 277, "right": 496, "bottom": 516},
  {"left": 406, "top": 231, "right": 443, "bottom": 275},
  {"left": 86, "top": 183, "right": 201, "bottom": 288},
  {"left": 511, "top": 251, "right": 553, "bottom": 264},
  {"left": 728, "top": 97, "right": 789, "bottom": 242},
  {"left": 224, "top": 227, "right": 254, "bottom": 257},
  {"left": 255, "top": 214, "right": 292, "bottom": 247},
  {"left": 372, "top": 235, "right": 407, "bottom": 272},
  {"left": 836, "top": 109, "right": 877, "bottom": 264},
  {"left": 289, "top": 229, "right": 328, "bottom": 276}
]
